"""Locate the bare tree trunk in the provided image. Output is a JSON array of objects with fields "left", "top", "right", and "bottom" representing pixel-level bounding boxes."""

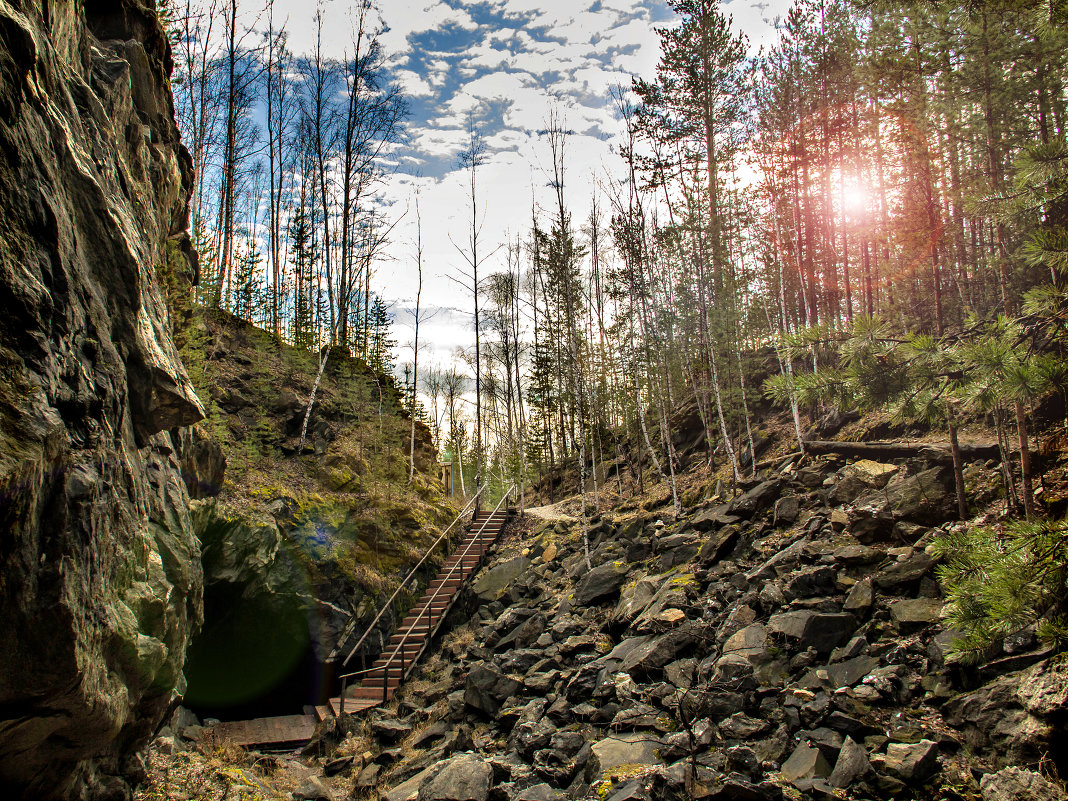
[
  {"left": 409, "top": 196, "right": 423, "bottom": 485},
  {"left": 299, "top": 346, "right": 331, "bottom": 452}
]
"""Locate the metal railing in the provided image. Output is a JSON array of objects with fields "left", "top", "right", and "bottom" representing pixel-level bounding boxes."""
[
  {"left": 332, "top": 483, "right": 488, "bottom": 670},
  {"left": 337, "top": 485, "right": 515, "bottom": 713}
]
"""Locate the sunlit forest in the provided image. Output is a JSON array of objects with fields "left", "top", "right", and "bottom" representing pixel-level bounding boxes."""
[{"left": 168, "top": 0, "right": 1067, "bottom": 517}]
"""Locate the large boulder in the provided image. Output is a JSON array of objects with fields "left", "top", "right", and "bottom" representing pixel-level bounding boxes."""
[
  {"left": 767, "top": 611, "right": 857, "bottom": 654},
  {"left": 417, "top": 753, "right": 493, "bottom": 801},
  {"left": 473, "top": 557, "right": 530, "bottom": 602},
  {"left": 586, "top": 733, "right": 665, "bottom": 780},
  {"left": 981, "top": 767, "right": 1068, "bottom": 801},
  {"left": 0, "top": 2, "right": 205, "bottom": 797},
  {"left": 943, "top": 657, "right": 1068, "bottom": 768},
  {"left": 573, "top": 561, "right": 630, "bottom": 605},
  {"left": 849, "top": 468, "right": 955, "bottom": 540},
  {"left": 464, "top": 664, "right": 522, "bottom": 716}
]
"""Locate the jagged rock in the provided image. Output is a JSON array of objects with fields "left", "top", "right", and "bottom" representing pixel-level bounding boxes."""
[
  {"left": 0, "top": 2, "right": 206, "bottom": 796},
  {"left": 374, "top": 718, "right": 415, "bottom": 744},
  {"left": 514, "top": 784, "right": 565, "bottom": 801},
  {"left": 619, "top": 621, "right": 706, "bottom": 676},
  {"left": 833, "top": 544, "right": 885, "bottom": 566},
  {"left": 943, "top": 657, "right": 1067, "bottom": 767},
  {"left": 843, "top": 577, "right": 874, "bottom": 613},
  {"left": 586, "top": 733, "right": 665, "bottom": 780},
  {"left": 768, "top": 611, "right": 856, "bottom": 653},
  {"left": 849, "top": 468, "right": 955, "bottom": 541},
  {"left": 474, "top": 558, "right": 532, "bottom": 602},
  {"left": 699, "top": 526, "right": 741, "bottom": 565},
  {"left": 773, "top": 496, "right": 800, "bottom": 526},
  {"left": 324, "top": 756, "right": 355, "bottom": 776},
  {"left": 890, "top": 598, "right": 942, "bottom": 630},
  {"left": 465, "top": 665, "right": 522, "bottom": 716},
  {"left": 785, "top": 566, "right": 838, "bottom": 599},
  {"left": 981, "top": 767, "right": 1068, "bottom": 801},
  {"left": 875, "top": 552, "right": 935, "bottom": 591},
  {"left": 613, "top": 577, "right": 660, "bottom": 625},
  {"left": 357, "top": 762, "right": 382, "bottom": 787},
  {"left": 573, "top": 562, "right": 630, "bottom": 605},
  {"left": 417, "top": 753, "right": 493, "bottom": 801},
  {"left": 781, "top": 742, "right": 832, "bottom": 784},
  {"left": 797, "top": 655, "right": 880, "bottom": 690},
  {"left": 692, "top": 504, "right": 737, "bottom": 532},
  {"left": 746, "top": 536, "right": 809, "bottom": 582},
  {"left": 730, "top": 480, "right": 782, "bottom": 518},
  {"left": 720, "top": 624, "right": 771, "bottom": 664},
  {"left": 719, "top": 713, "right": 772, "bottom": 740},
  {"left": 294, "top": 776, "right": 334, "bottom": 800},
  {"left": 829, "top": 736, "right": 871, "bottom": 788},
  {"left": 878, "top": 740, "right": 940, "bottom": 784}
]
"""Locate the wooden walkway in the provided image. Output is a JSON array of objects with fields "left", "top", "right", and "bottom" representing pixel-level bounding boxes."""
[{"left": 206, "top": 508, "right": 511, "bottom": 750}]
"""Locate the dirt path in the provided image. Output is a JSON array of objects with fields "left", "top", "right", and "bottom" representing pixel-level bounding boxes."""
[{"left": 523, "top": 500, "right": 577, "bottom": 522}]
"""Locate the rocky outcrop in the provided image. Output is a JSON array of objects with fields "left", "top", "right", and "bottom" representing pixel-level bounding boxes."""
[
  {"left": 354, "top": 455, "right": 1067, "bottom": 801},
  {"left": 0, "top": 1, "right": 202, "bottom": 797}
]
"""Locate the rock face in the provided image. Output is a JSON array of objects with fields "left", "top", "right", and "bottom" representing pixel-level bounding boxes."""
[{"left": 0, "top": 2, "right": 203, "bottom": 797}]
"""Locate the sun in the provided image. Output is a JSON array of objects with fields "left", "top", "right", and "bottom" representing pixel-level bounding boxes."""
[{"left": 835, "top": 172, "right": 871, "bottom": 217}]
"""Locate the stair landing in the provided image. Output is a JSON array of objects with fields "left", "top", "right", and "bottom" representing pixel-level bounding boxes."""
[{"left": 205, "top": 507, "right": 512, "bottom": 749}]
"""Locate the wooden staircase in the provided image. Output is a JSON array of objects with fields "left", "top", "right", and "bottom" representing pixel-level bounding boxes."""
[
  {"left": 328, "top": 507, "right": 510, "bottom": 717},
  {"left": 206, "top": 492, "right": 513, "bottom": 749}
]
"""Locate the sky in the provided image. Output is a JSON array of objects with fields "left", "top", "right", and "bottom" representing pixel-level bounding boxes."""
[{"left": 235, "top": 0, "right": 792, "bottom": 374}]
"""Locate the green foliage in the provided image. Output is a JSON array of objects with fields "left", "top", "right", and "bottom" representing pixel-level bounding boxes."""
[{"left": 933, "top": 517, "right": 1068, "bottom": 662}]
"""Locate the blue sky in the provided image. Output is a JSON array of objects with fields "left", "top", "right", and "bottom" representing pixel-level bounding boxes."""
[{"left": 236, "top": 0, "right": 791, "bottom": 368}]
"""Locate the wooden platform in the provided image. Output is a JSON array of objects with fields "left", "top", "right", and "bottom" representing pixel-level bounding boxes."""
[
  {"left": 209, "top": 714, "right": 318, "bottom": 748},
  {"left": 203, "top": 506, "right": 513, "bottom": 749}
]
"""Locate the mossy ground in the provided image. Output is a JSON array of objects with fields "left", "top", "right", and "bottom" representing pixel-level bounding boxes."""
[{"left": 179, "top": 309, "right": 458, "bottom": 592}]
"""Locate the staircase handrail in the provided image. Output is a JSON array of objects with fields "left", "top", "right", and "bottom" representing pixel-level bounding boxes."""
[
  {"left": 338, "top": 485, "right": 515, "bottom": 705},
  {"left": 338, "top": 482, "right": 488, "bottom": 668}
]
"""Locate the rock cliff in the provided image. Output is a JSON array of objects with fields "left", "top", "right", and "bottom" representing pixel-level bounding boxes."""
[{"left": 0, "top": 1, "right": 203, "bottom": 797}]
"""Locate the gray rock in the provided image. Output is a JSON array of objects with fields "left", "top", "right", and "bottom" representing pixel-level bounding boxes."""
[
  {"left": 719, "top": 713, "right": 772, "bottom": 740},
  {"left": 746, "top": 536, "right": 809, "bottom": 582},
  {"left": 720, "top": 624, "right": 770, "bottom": 664},
  {"left": 850, "top": 468, "right": 955, "bottom": 540},
  {"left": 464, "top": 664, "right": 522, "bottom": 716},
  {"left": 612, "top": 577, "right": 660, "bottom": 625},
  {"left": 373, "top": 718, "right": 414, "bottom": 744},
  {"left": 943, "top": 657, "right": 1066, "bottom": 768},
  {"left": 586, "top": 733, "right": 665, "bottom": 779},
  {"left": 773, "top": 496, "right": 800, "bottom": 526},
  {"left": 875, "top": 552, "right": 935, "bottom": 590},
  {"left": 981, "top": 767, "right": 1068, "bottom": 801},
  {"left": 729, "top": 480, "right": 782, "bottom": 518},
  {"left": 573, "top": 562, "right": 630, "bottom": 605},
  {"left": 691, "top": 504, "right": 737, "bottom": 532},
  {"left": 879, "top": 740, "right": 940, "bottom": 784},
  {"left": 473, "top": 557, "right": 531, "bottom": 602},
  {"left": 619, "top": 621, "right": 704, "bottom": 676},
  {"left": 781, "top": 742, "right": 832, "bottom": 784},
  {"left": 785, "top": 566, "right": 837, "bottom": 599},
  {"left": 356, "top": 762, "right": 381, "bottom": 788},
  {"left": 418, "top": 753, "right": 493, "bottom": 801},
  {"left": 829, "top": 737, "right": 871, "bottom": 788},
  {"left": 768, "top": 611, "right": 856, "bottom": 653},
  {"left": 514, "top": 784, "right": 566, "bottom": 801},
  {"left": 889, "top": 598, "right": 942, "bottom": 630},
  {"left": 842, "top": 577, "right": 874, "bottom": 613},
  {"left": 293, "top": 776, "right": 334, "bottom": 800}
]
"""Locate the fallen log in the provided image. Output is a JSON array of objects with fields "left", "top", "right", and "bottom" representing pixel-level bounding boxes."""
[{"left": 803, "top": 439, "right": 1000, "bottom": 463}]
